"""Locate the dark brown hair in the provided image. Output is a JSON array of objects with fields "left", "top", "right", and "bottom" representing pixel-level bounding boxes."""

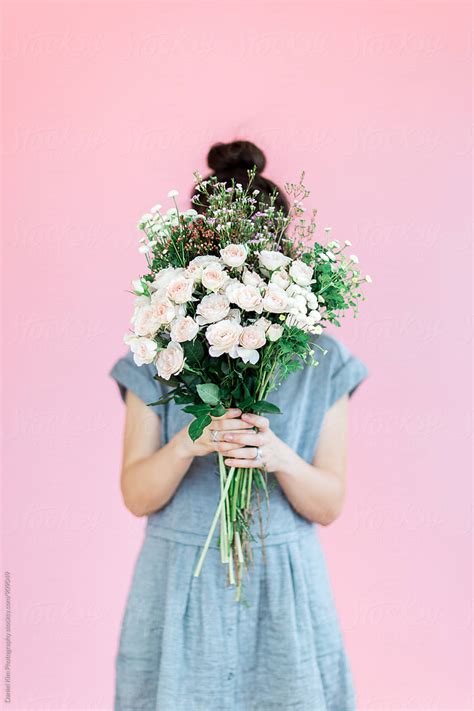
[{"left": 191, "top": 140, "right": 289, "bottom": 215}]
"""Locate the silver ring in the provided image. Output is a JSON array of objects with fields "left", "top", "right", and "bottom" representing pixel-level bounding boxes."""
[
  {"left": 255, "top": 447, "right": 262, "bottom": 461},
  {"left": 211, "top": 430, "right": 219, "bottom": 442}
]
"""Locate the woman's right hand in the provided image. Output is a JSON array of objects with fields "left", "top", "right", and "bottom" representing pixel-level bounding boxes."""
[{"left": 176, "top": 408, "right": 255, "bottom": 459}]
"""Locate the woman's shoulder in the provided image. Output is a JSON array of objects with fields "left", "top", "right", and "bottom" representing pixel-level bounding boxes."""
[{"left": 307, "top": 331, "right": 370, "bottom": 408}]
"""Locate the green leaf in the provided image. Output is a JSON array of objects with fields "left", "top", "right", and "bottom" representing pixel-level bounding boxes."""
[
  {"left": 183, "top": 404, "right": 212, "bottom": 415},
  {"left": 210, "top": 404, "right": 227, "bottom": 417},
  {"left": 253, "top": 400, "right": 282, "bottom": 414},
  {"left": 196, "top": 383, "right": 221, "bottom": 406},
  {"left": 188, "top": 414, "right": 212, "bottom": 441}
]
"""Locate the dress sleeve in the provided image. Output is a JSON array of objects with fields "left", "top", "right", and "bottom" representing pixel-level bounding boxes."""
[
  {"left": 108, "top": 349, "right": 167, "bottom": 417},
  {"left": 327, "top": 338, "right": 369, "bottom": 410}
]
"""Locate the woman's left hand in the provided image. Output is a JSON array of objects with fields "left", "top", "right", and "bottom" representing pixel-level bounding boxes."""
[{"left": 216, "top": 412, "right": 289, "bottom": 472}]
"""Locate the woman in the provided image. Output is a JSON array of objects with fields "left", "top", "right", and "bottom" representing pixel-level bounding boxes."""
[{"left": 109, "top": 140, "right": 369, "bottom": 711}]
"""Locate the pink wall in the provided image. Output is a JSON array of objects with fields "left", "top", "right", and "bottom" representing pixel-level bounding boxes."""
[{"left": 2, "top": 2, "right": 471, "bottom": 709}]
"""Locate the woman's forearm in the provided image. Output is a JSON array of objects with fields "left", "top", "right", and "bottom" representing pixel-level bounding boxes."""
[
  {"left": 273, "top": 441, "right": 345, "bottom": 526},
  {"left": 121, "top": 428, "right": 194, "bottom": 517}
]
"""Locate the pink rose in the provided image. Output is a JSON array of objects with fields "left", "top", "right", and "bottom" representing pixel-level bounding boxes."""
[
  {"left": 270, "top": 269, "right": 291, "bottom": 290},
  {"left": 242, "top": 269, "right": 265, "bottom": 287},
  {"left": 196, "top": 293, "right": 231, "bottom": 324},
  {"left": 150, "top": 294, "right": 176, "bottom": 324},
  {"left": 124, "top": 334, "right": 158, "bottom": 365},
  {"left": 186, "top": 255, "right": 220, "bottom": 280},
  {"left": 259, "top": 250, "right": 291, "bottom": 272},
  {"left": 201, "top": 264, "right": 229, "bottom": 292},
  {"left": 289, "top": 259, "right": 314, "bottom": 287},
  {"left": 205, "top": 319, "right": 242, "bottom": 357},
  {"left": 220, "top": 243, "right": 248, "bottom": 268},
  {"left": 166, "top": 276, "right": 194, "bottom": 304},
  {"left": 232, "top": 284, "right": 263, "bottom": 313},
  {"left": 239, "top": 325, "right": 266, "bottom": 350},
  {"left": 170, "top": 316, "right": 199, "bottom": 343},
  {"left": 134, "top": 303, "right": 163, "bottom": 336},
  {"left": 156, "top": 342, "right": 185, "bottom": 380},
  {"left": 267, "top": 323, "right": 284, "bottom": 342},
  {"left": 262, "top": 284, "right": 290, "bottom": 313}
]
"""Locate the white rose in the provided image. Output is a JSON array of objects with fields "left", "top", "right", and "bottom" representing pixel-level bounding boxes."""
[
  {"left": 153, "top": 266, "right": 187, "bottom": 292},
  {"left": 259, "top": 250, "right": 292, "bottom": 271},
  {"left": 286, "top": 283, "right": 305, "bottom": 298},
  {"left": 224, "top": 278, "right": 243, "bottom": 301},
  {"left": 134, "top": 303, "right": 163, "bottom": 336},
  {"left": 262, "top": 284, "right": 290, "bottom": 313},
  {"left": 156, "top": 342, "right": 185, "bottom": 380},
  {"left": 289, "top": 259, "right": 314, "bottom": 287},
  {"left": 131, "top": 294, "right": 151, "bottom": 325},
  {"left": 308, "top": 310, "right": 321, "bottom": 323},
  {"left": 270, "top": 269, "right": 291, "bottom": 290},
  {"left": 124, "top": 335, "right": 158, "bottom": 365},
  {"left": 267, "top": 323, "right": 284, "bottom": 342},
  {"left": 306, "top": 291, "right": 319, "bottom": 309},
  {"left": 196, "top": 293, "right": 230, "bottom": 324},
  {"left": 232, "top": 284, "right": 263, "bottom": 313},
  {"left": 201, "top": 264, "right": 229, "bottom": 292},
  {"left": 242, "top": 269, "right": 264, "bottom": 287},
  {"left": 254, "top": 316, "right": 271, "bottom": 332},
  {"left": 170, "top": 316, "right": 199, "bottom": 343},
  {"left": 239, "top": 325, "right": 266, "bottom": 350},
  {"left": 149, "top": 294, "right": 176, "bottom": 324},
  {"left": 235, "top": 347, "right": 259, "bottom": 364},
  {"left": 187, "top": 255, "right": 221, "bottom": 280},
  {"left": 220, "top": 243, "right": 248, "bottom": 268},
  {"left": 293, "top": 294, "right": 308, "bottom": 313},
  {"left": 205, "top": 319, "right": 242, "bottom": 357},
  {"left": 166, "top": 276, "right": 194, "bottom": 304}
]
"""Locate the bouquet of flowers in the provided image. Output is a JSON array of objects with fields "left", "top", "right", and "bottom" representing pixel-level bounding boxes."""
[{"left": 123, "top": 168, "right": 370, "bottom": 600}]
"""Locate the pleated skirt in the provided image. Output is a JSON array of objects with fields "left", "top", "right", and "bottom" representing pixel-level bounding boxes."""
[{"left": 114, "top": 525, "right": 356, "bottom": 711}]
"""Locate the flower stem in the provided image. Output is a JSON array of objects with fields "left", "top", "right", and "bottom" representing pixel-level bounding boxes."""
[{"left": 194, "top": 465, "right": 236, "bottom": 578}]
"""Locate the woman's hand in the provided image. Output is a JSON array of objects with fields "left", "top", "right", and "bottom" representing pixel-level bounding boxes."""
[
  {"left": 217, "top": 412, "right": 291, "bottom": 472},
  {"left": 175, "top": 408, "right": 256, "bottom": 459}
]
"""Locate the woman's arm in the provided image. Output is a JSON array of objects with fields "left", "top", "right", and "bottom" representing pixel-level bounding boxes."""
[
  {"left": 218, "top": 394, "right": 349, "bottom": 526},
  {"left": 118, "top": 390, "right": 252, "bottom": 517}
]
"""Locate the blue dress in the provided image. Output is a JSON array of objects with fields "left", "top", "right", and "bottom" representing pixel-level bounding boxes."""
[{"left": 109, "top": 333, "right": 369, "bottom": 711}]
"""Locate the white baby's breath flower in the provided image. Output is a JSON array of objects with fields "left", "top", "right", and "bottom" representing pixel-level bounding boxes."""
[
  {"left": 344, "top": 240, "right": 352, "bottom": 246},
  {"left": 138, "top": 244, "right": 150, "bottom": 254},
  {"left": 150, "top": 204, "right": 162, "bottom": 213},
  {"left": 167, "top": 189, "right": 179, "bottom": 198},
  {"left": 365, "top": 275, "right": 372, "bottom": 283},
  {"left": 349, "top": 254, "right": 359, "bottom": 263},
  {"left": 318, "top": 252, "right": 329, "bottom": 262}
]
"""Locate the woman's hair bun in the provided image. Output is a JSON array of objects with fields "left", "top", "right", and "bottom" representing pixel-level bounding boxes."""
[{"left": 207, "top": 140, "right": 266, "bottom": 174}]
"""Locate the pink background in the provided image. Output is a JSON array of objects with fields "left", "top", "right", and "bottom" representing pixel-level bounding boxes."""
[{"left": 2, "top": 2, "right": 472, "bottom": 709}]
